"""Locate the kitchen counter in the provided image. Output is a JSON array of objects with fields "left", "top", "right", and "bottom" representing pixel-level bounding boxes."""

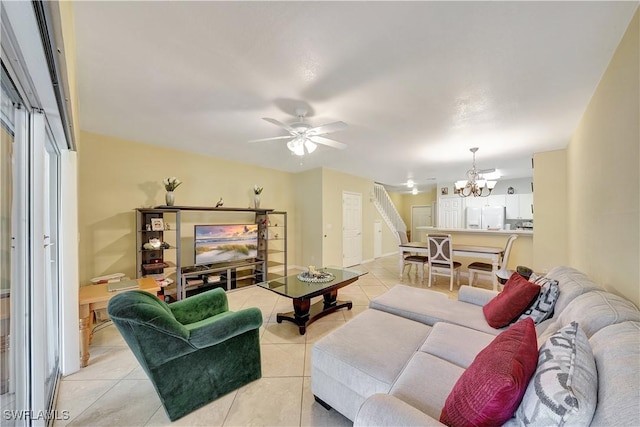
[
  {"left": 415, "top": 226, "right": 533, "bottom": 236},
  {"left": 412, "top": 227, "right": 534, "bottom": 273}
]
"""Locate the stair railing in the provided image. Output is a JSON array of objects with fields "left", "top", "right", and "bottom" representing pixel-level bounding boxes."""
[{"left": 373, "top": 183, "right": 407, "bottom": 242}]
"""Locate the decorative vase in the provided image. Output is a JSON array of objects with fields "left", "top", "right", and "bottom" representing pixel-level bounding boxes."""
[
  {"left": 165, "top": 191, "right": 175, "bottom": 206},
  {"left": 254, "top": 194, "right": 261, "bottom": 209}
]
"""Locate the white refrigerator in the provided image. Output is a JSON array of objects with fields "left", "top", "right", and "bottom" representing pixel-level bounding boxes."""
[
  {"left": 481, "top": 206, "right": 505, "bottom": 230},
  {"left": 465, "top": 207, "right": 482, "bottom": 229}
]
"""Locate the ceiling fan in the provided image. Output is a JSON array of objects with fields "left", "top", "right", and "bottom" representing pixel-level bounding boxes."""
[{"left": 249, "top": 107, "right": 348, "bottom": 156}]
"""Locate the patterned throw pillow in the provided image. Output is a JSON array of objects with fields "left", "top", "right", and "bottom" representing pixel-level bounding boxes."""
[
  {"left": 518, "top": 276, "right": 560, "bottom": 324},
  {"left": 514, "top": 321, "right": 598, "bottom": 426}
]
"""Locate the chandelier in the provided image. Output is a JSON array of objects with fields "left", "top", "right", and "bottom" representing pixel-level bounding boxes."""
[
  {"left": 287, "top": 136, "right": 317, "bottom": 156},
  {"left": 454, "top": 147, "right": 497, "bottom": 197}
]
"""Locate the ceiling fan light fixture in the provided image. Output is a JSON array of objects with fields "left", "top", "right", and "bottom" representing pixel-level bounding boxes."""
[
  {"left": 287, "top": 138, "right": 305, "bottom": 156},
  {"left": 304, "top": 139, "right": 317, "bottom": 154},
  {"left": 255, "top": 108, "right": 348, "bottom": 155}
]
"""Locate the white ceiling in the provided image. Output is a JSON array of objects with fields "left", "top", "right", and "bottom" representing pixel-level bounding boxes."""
[{"left": 73, "top": 1, "right": 637, "bottom": 193}]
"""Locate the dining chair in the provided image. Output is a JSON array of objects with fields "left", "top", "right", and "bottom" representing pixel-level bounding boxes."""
[
  {"left": 427, "top": 234, "right": 461, "bottom": 291},
  {"left": 398, "top": 230, "right": 429, "bottom": 280},
  {"left": 467, "top": 234, "right": 519, "bottom": 287}
]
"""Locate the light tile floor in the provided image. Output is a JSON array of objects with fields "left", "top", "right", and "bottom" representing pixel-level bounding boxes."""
[{"left": 56, "top": 255, "right": 492, "bottom": 426}]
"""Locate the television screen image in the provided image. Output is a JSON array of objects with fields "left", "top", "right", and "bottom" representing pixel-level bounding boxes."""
[{"left": 194, "top": 224, "right": 258, "bottom": 265}]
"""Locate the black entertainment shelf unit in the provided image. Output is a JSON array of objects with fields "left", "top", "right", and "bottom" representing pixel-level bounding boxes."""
[
  {"left": 181, "top": 259, "right": 264, "bottom": 297},
  {"left": 136, "top": 206, "right": 287, "bottom": 300}
]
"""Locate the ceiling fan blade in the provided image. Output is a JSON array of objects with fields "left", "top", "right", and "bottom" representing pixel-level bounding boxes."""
[
  {"left": 306, "top": 121, "right": 348, "bottom": 136},
  {"left": 309, "top": 135, "right": 348, "bottom": 150},
  {"left": 248, "top": 135, "right": 294, "bottom": 143},
  {"left": 262, "top": 117, "right": 297, "bottom": 134}
]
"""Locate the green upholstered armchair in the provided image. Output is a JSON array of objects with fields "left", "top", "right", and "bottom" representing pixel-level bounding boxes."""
[{"left": 107, "top": 288, "right": 262, "bottom": 421}]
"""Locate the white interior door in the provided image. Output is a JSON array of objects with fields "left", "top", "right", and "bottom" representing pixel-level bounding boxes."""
[
  {"left": 411, "top": 205, "right": 432, "bottom": 242},
  {"left": 373, "top": 220, "right": 382, "bottom": 258},
  {"left": 342, "top": 192, "right": 362, "bottom": 267},
  {"left": 438, "top": 198, "right": 463, "bottom": 229}
]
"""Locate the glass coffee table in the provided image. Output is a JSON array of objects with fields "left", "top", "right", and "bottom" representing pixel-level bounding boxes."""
[{"left": 257, "top": 267, "right": 366, "bottom": 335}]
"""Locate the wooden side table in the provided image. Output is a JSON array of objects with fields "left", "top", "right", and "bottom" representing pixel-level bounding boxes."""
[{"left": 78, "top": 278, "right": 160, "bottom": 367}]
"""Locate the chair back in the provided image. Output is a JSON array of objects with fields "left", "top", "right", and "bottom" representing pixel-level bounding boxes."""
[
  {"left": 397, "top": 230, "right": 409, "bottom": 245},
  {"left": 108, "top": 290, "right": 191, "bottom": 370},
  {"left": 501, "top": 234, "right": 519, "bottom": 268},
  {"left": 427, "top": 234, "right": 454, "bottom": 267}
]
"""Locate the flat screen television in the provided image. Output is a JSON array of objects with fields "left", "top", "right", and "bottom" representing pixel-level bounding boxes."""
[{"left": 194, "top": 224, "right": 259, "bottom": 266}]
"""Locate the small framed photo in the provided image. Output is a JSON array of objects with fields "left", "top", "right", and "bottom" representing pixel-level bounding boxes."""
[
  {"left": 441, "top": 187, "right": 449, "bottom": 196},
  {"left": 151, "top": 218, "right": 164, "bottom": 231}
]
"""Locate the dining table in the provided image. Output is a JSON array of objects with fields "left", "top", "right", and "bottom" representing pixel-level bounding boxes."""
[{"left": 399, "top": 241, "right": 504, "bottom": 291}]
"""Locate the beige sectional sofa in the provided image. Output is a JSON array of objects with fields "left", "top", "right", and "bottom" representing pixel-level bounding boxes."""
[{"left": 311, "top": 266, "right": 640, "bottom": 426}]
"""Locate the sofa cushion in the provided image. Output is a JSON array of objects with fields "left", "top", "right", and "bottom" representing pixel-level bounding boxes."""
[
  {"left": 457, "top": 285, "right": 498, "bottom": 306},
  {"left": 538, "top": 290, "right": 640, "bottom": 344},
  {"left": 482, "top": 274, "right": 540, "bottom": 328},
  {"left": 513, "top": 321, "right": 597, "bottom": 426},
  {"left": 389, "top": 352, "right": 464, "bottom": 421},
  {"left": 369, "top": 285, "right": 448, "bottom": 324},
  {"left": 419, "top": 322, "right": 494, "bottom": 369},
  {"left": 440, "top": 318, "right": 538, "bottom": 427},
  {"left": 312, "top": 309, "right": 432, "bottom": 421},
  {"left": 589, "top": 321, "right": 640, "bottom": 426},
  {"left": 544, "top": 266, "right": 602, "bottom": 315},
  {"left": 370, "top": 285, "right": 501, "bottom": 335},
  {"left": 354, "top": 394, "right": 443, "bottom": 427},
  {"left": 517, "top": 276, "right": 559, "bottom": 324}
]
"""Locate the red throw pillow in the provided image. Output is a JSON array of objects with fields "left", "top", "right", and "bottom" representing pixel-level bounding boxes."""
[
  {"left": 482, "top": 273, "right": 540, "bottom": 328},
  {"left": 440, "top": 318, "right": 538, "bottom": 427}
]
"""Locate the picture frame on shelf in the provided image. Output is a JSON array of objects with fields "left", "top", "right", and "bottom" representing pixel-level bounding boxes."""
[{"left": 151, "top": 218, "right": 164, "bottom": 231}]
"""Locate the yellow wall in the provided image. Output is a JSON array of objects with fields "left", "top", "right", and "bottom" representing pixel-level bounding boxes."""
[
  {"left": 78, "top": 135, "right": 400, "bottom": 282},
  {"left": 393, "top": 189, "right": 437, "bottom": 231},
  {"left": 566, "top": 9, "right": 639, "bottom": 306},
  {"left": 293, "top": 168, "right": 323, "bottom": 267},
  {"left": 78, "top": 131, "right": 295, "bottom": 283},
  {"left": 441, "top": 231, "right": 533, "bottom": 279},
  {"left": 532, "top": 150, "right": 568, "bottom": 273},
  {"left": 321, "top": 169, "right": 397, "bottom": 266}
]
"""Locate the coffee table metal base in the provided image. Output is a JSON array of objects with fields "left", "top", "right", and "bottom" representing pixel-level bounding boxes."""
[{"left": 276, "top": 290, "right": 352, "bottom": 335}]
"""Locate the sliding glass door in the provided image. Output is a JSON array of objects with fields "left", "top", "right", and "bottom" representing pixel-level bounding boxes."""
[
  {"left": 43, "top": 132, "right": 61, "bottom": 410},
  {"left": 1, "top": 66, "right": 29, "bottom": 427},
  {"left": 1, "top": 63, "right": 63, "bottom": 427},
  {"left": 1, "top": 1, "right": 76, "bottom": 424}
]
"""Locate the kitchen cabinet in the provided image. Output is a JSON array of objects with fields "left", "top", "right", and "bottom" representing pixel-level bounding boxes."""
[
  {"left": 505, "top": 194, "right": 534, "bottom": 220},
  {"left": 485, "top": 194, "right": 506, "bottom": 208},
  {"left": 464, "top": 195, "right": 505, "bottom": 209},
  {"left": 463, "top": 197, "right": 483, "bottom": 209}
]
